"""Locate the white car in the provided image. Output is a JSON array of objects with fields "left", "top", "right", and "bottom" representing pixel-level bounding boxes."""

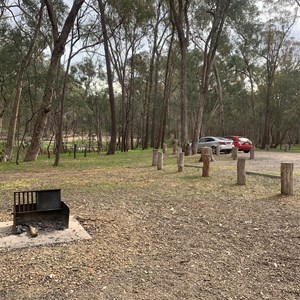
[{"left": 198, "top": 136, "right": 233, "bottom": 154}]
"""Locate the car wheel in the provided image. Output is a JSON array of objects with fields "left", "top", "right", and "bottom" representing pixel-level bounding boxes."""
[{"left": 244, "top": 150, "right": 250, "bottom": 153}]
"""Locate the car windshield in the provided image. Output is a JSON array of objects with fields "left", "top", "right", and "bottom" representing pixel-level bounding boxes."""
[{"left": 239, "top": 137, "right": 251, "bottom": 143}]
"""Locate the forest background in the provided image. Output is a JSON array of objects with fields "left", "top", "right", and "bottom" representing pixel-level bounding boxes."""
[{"left": 0, "top": 0, "right": 300, "bottom": 165}]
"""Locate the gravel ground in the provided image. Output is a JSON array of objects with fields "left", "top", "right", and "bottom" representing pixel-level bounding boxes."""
[{"left": 0, "top": 151, "right": 299, "bottom": 300}]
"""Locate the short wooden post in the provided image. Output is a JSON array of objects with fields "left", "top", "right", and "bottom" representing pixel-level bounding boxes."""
[
  {"left": 237, "top": 158, "right": 246, "bottom": 185},
  {"left": 281, "top": 163, "right": 294, "bottom": 195},
  {"left": 178, "top": 152, "right": 184, "bottom": 172},
  {"left": 202, "top": 154, "right": 210, "bottom": 177},
  {"left": 157, "top": 152, "right": 163, "bottom": 170},
  {"left": 74, "top": 144, "right": 77, "bottom": 159},
  {"left": 266, "top": 144, "right": 270, "bottom": 151},
  {"left": 208, "top": 147, "right": 216, "bottom": 162},
  {"left": 152, "top": 149, "right": 159, "bottom": 166},
  {"left": 172, "top": 139, "right": 178, "bottom": 154},
  {"left": 84, "top": 146, "right": 87, "bottom": 157},
  {"left": 163, "top": 143, "right": 167, "bottom": 154},
  {"left": 284, "top": 144, "right": 288, "bottom": 152},
  {"left": 177, "top": 148, "right": 182, "bottom": 163},
  {"left": 250, "top": 147, "right": 255, "bottom": 159},
  {"left": 216, "top": 146, "right": 220, "bottom": 156},
  {"left": 232, "top": 147, "right": 238, "bottom": 160},
  {"left": 199, "top": 147, "right": 210, "bottom": 162}
]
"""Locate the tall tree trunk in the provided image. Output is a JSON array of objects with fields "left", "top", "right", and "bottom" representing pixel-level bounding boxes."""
[
  {"left": 155, "top": 27, "right": 175, "bottom": 149},
  {"left": 150, "top": 55, "right": 160, "bottom": 147},
  {"left": 262, "top": 82, "right": 272, "bottom": 148},
  {"left": 169, "top": 0, "right": 189, "bottom": 146},
  {"left": 213, "top": 60, "right": 225, "bottom": 135},
  {"left": 98, "top": 0, "right": 117, "bottom": 155},
  {"left": 24, "top": 0, "right": 85, "bottom": 161},
  {"left": 53, "top": 30, "right": 75, "bottom": 166}
]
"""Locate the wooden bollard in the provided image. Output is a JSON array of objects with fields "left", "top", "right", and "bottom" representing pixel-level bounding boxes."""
[
  {"left": 216, "top": 146, "right": 220, "bottom": 156},
  {"left": 284, "top": 144, "right": 288, "bottom": 152},
  {"left": 152, "top": 149, "right": 159, "bottom": 166},
  {"left": 73, "top": 144, "right": 77, "bottom": 159},
  {"left": 281, "top": 163, "right": 294, "bottom": 195},
  {"left": 250, "top": 147, "right": 255, "bottom": 159},
  {"left": 202, "top": 154, "right": 210, "bottom": 177},
  {"left": 172, "top": 139, "right": 178, "bottom": 154},
  {"left": 199, "top": 147, "right": 210, "bottom": 162},
  {"left": 266, "top": 144, "right": 270, "bottom": 151},
  {"left": 163, "top": 143, "right": 167, "bottom": 154},
  {"left": 232, "top": 147, "right": 238, "bottom": 160},
  {"left": 237, "top": 158, "right": 246, "bottom": 185},
  {"left": 177, "top": 148, "right": 182, "bottom": 163},
  {"left": 178, "top": 152, "right": 184, "bottom": 172},
  {"left": 157, "top": 152, "right": 163, "bottom": 170}
]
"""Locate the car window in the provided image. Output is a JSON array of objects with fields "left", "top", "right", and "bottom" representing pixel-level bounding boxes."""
[
  {"left": 199, "top": 138, "right": 207, "bottom": 142},
  {"left": 239, "top": 137, "right": 251, "bottom": 143},
  {"left": 206, "top": 138, "right": 214, "bottom": 142}
]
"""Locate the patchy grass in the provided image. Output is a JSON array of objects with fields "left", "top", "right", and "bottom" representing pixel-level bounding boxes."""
[{"left": 0, "top": 150, "right": 300, "bottom": 299}]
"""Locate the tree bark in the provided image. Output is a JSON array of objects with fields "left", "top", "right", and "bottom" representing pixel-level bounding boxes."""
[
  {"left": 98, "top": 0, "right": 117, "bottom": 155},
  {"left": 169, "top": 0, "right": 189, "bottom": 146},
  {"left": 24, "top": 0, "right": 85, "bottom": 161}
]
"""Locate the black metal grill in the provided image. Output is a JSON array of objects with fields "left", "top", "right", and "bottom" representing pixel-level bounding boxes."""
[{"left": 13, "top": 189, "right": 70, "bottom": 233}]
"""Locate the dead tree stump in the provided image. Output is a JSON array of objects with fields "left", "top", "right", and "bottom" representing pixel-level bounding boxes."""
[
  {"left": 163, "top": 143, "right": 167, "bottom": 154},
  {"left": 266, "top": 144, "right": 270, "bottom": 151},
  {"left": 237, "top": 158, "right": 246, "bottom": 185},
  {"left": 250, "top": 147, "right": 255, "bottom": 159},
  {"left": 178, "top": 152, "right": 184, "bottom": 172},
  {"left": 177, "top": 148, "right": 182, "bottom": 164},
  {"left": 202, "top": 154, "right": 210, "bottom": 177},
  {"left": 152, "top": 149, "right": 159, "bottom": 166},
  {"left": 157, "top": 152, "right": 163, "bottom": 170},
  {"left": 232, "top": 147, "right": 238, "bottom": 160},
  {"left": 281, "top": 163, "right": 294, "bottom": 195},
  {"left": 284, "top": 144, "right": 288, "bottom": 152},
  {"left": 172, "top": 139, "right": 178, "bottom": 154}
]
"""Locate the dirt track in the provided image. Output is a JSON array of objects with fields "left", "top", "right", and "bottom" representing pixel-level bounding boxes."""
[{"left": 0, "top": 151, "right": 299, "bottom": 299}]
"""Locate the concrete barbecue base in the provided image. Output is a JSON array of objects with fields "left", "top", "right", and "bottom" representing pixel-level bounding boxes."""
[{"left": 0, "top": 215, "right": 91, "bottom": 250}]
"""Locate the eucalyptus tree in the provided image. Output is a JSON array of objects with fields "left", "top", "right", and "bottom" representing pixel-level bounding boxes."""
[
  {"left": 70, "top": 57, "right": 106, "bottom": 151},
  {"left": 192, "top": 0, "right": 255, "bottom": 153},
  {"left": 98, "top": 0, "right": 155, "bottom": 152},
  {"left": 258, "top": 1, "right": 298, "bottom": 148},
  {"left": 227, "top": 5, "right": 262, "bottom": 143},
  {"left": 0, "top": 21, "right": 16, "bottom": 136},
  {"left": 97, "top": 0, "right": 117, "bottom": 154},
  {"left": 5, "top": 1, "right": 45, "bottom": 160},
  {"left": 261, "top": 38, "right": 300, "bottom": 147},
  {"left": 24, "top": 0, "right": 85, "bottom": 161},
  {"left": 168, "top": 0, "right": 190, "bottom": 147}
]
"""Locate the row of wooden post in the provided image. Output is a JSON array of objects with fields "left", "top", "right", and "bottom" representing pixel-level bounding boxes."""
[
  {"left": 155, "top": 146, "right": 294, "bottom": 196},
  {"left": 236, "top": 158, "right": 294, "bottom": 195}
]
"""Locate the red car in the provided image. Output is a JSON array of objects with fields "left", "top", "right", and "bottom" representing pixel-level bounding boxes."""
[{"left": 225, "top": 136, "right": 253, "bottom": 153}]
